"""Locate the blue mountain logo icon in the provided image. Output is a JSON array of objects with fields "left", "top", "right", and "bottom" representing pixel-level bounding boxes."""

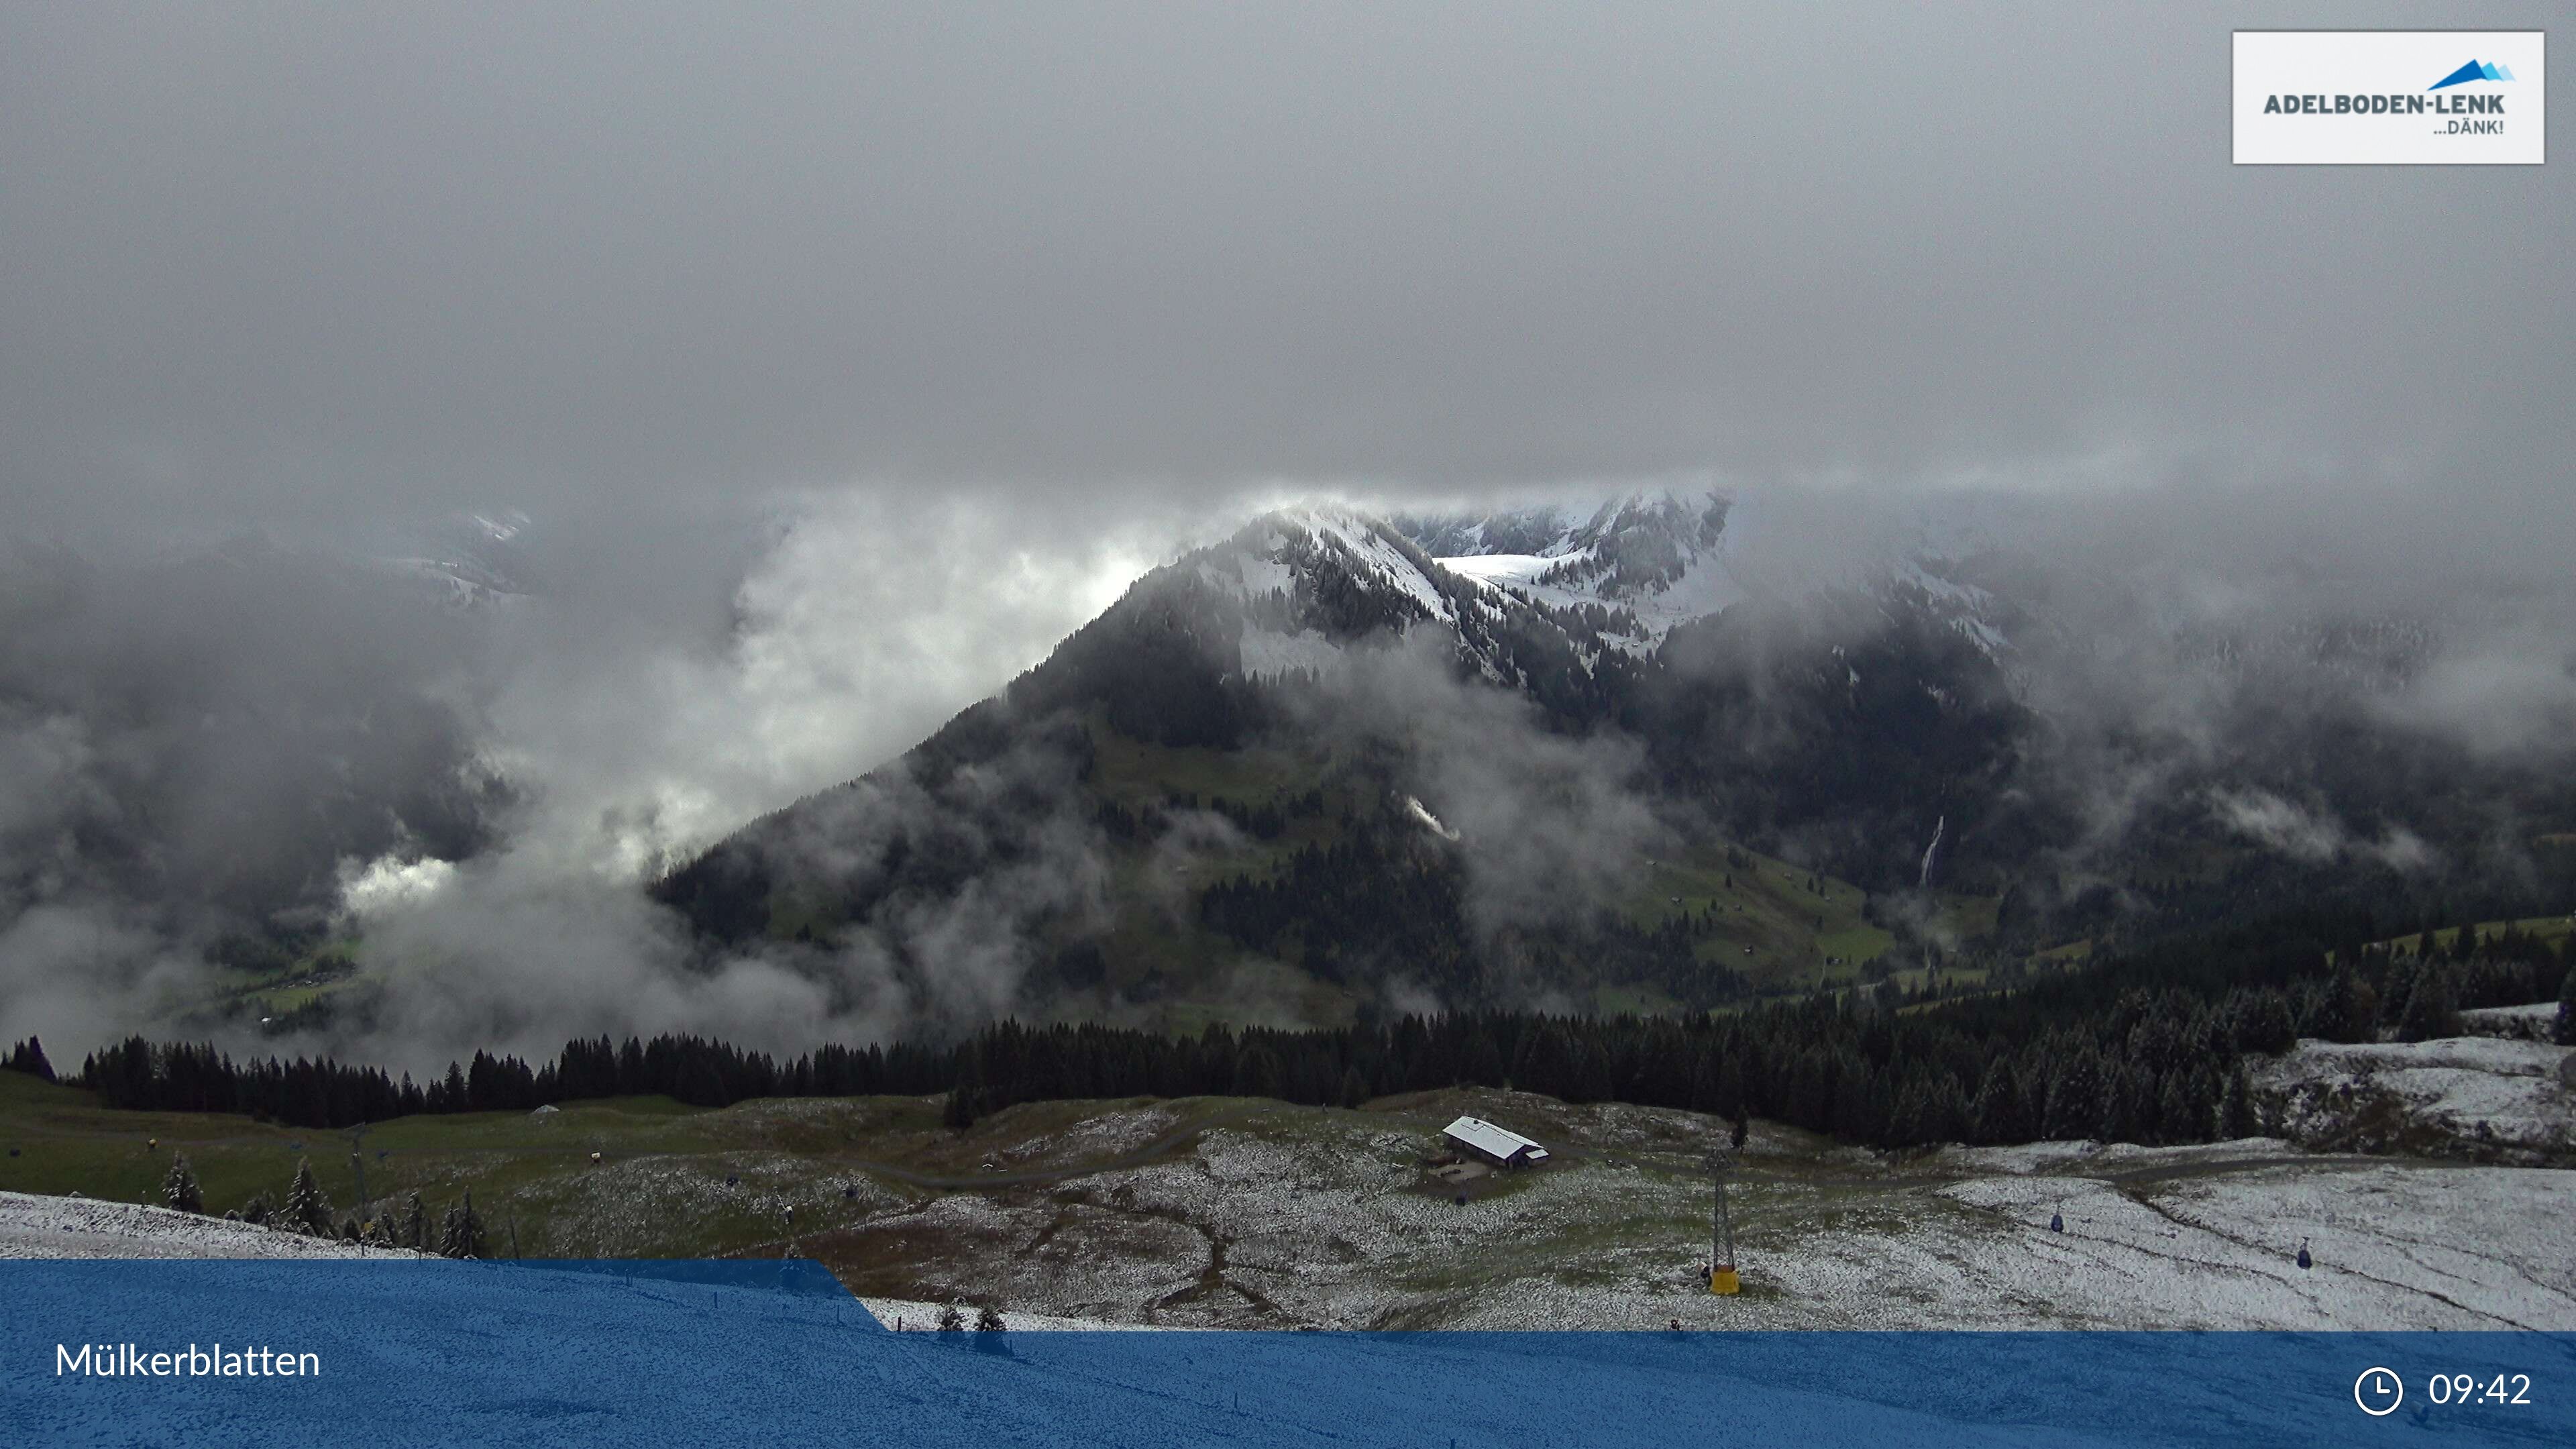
[{"left": 2429, "top": 59, "right": 2514, "bottom": 91}]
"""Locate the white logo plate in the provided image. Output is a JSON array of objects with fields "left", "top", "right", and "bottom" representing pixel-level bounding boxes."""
[{"left": 2234, "top": 31, "right": 2544, "bottom": 165}]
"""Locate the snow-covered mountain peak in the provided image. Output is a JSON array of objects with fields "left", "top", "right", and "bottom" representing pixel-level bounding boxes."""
[
  {"left": 1190, "top": 505, "right": 1459, "bottom": 628},
  {"left": 1118, "top": 489, "right": 2029, "bottom": 694},
  {"left": 360, "top": 508, "right": 543, "bottom": 613},
  {"left": 1389, "top": 489, "right": 1737, "bottom": 653}
]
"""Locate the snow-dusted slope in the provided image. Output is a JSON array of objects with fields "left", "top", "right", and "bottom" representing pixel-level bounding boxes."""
[
  {"left": 2255, "top": 1035, "right": 2576, "bottom": 1162},
  {"left": 1405, "top": 492, "right": 1733, "bottom": 654},
  {"left": 0, "top": 1191, "right": 429, "bottom": 1260},
  {"left": 1061, "top": 488, "right": 2033, "bottom": 714},
  {"left": 1393, "top": 489, "right": 2019, "bottom": 661},
  {"left": 368, "top": 508, "right": 541, "bottom": 612},
  {"left": 1171, "top": 504, "right": 1509, "bottom": 682}
]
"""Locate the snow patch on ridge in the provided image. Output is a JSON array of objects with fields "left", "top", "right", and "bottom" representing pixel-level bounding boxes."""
[
  {"left": 1437, "top": 540, "right": 1748, "bottom": 655},
  {"left": 1404, "top": 796, "right": 1461, "bottom": 842},
  {"left": 1278, "top": 506, "right": 1455, "bottom": 625}
]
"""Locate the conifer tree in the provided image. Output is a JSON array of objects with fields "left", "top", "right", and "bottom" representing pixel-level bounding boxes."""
[
  {"left": 2396, "top": 972, "right": 2459, "bottom": 1043},
  {"left": 2377, "top": 957, "right": 2418, "bottom": 1034},
  {"left": 2102, "top": 1063, "right": 2161, "bottom": 1145},
  {"left": 975, "top": 1304, "right": 1006, "bottom": 1332},
  {"left": 400, "top": 1191, "right": 429, "bottom": 1250},
  {"left": 1233, "top": 1042, "right": 1283, "bottom": 1098},
  {"left": 2043, "top": 1048, "right": 2100, "bottom": 1142},
  {"left": 284, "top": 1158, "right": 333, "bottom": 1234},
  {"left": 438, "top": 1190, "right": 487, "bottom": 1258},
  {"left": 1970, "top": 1061, "right": 2019, "bottom": 1145},
  {"left": 2326, "top": 969, "right": 2379, "bottom": 1043},
  {"left": 3, "top": 1036, "right": 54, "bottom": 1081},
  {"left": 2157, "top": 1067, "right": 2208, "bottom": 1144},
  {"left": 2235, "top": 990, "right": 2298, "bottom": 1055},
  {"left": 2217, "top": 1063, "right": 2250, "bottom": 1140},
  {"left": 1572, "top": 1042, "right": 1614, "bottom": 1104},
  {"left": 1458, "top": 1030, "right": 1503, "bottom": 1090},
  {"left": 1887, "top": 1079, "right": 1929, "bottom": 1147},
  {"left": 2555, "top": 963, "right": 2576, "bottom": 1047},
  {"left": 160, "top": 1154, "right": 204, "bottom": 1214}
]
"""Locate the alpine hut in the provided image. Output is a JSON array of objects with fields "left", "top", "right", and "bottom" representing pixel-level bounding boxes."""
[{"left": 1441, "top": 1116, "right": 1552, "bottom": 1170}]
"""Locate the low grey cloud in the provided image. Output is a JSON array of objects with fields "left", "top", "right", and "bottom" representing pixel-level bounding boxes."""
[
  {"left": 467, "top": 490, "right": 1158, "bottom": 884},
  {"left": 2210, "top": 788, "right": 2435, "bottom": 873},
  {"left": 0, "top": 489, "right": 1155, "bottom": 1066},
  {"left": 2, "top": 5, "right": 2569, "bottom": 1065},
  {"left": 2373, "top": 630, "right": 2576, "bottom": 759},
  {"left": 5, "top": 3, "right": 2567, "bottom": 537},
  {"left": 1311, "top": 635, "right": 1671, "bottom": 938}
]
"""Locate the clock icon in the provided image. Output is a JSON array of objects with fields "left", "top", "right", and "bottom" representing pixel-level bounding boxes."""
[{"left": 2355, "top": 1367, "right": 2404, "bottom": 1417}]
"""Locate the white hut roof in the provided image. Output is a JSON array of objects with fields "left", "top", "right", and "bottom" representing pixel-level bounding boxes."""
[{"left": 1442, "top": 1115, "right": 1550, "bottom": 1161}]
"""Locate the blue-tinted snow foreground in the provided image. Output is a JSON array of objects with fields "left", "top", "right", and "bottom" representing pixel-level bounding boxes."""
[{"left": 4, "top": 1258, "right": 2573, "bottom": 1448}]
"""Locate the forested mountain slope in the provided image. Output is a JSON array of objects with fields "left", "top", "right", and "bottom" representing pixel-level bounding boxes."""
[{"left": 653, "top": 494, "right": 2576, "bottom": 1034}]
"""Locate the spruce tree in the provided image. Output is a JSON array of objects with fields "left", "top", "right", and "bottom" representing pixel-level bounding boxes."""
[
  {"left": 2090, "top": 1063, "right": 2134, "bottom": 1144},
  {"left": 160, "top": 1154, "right": 204, "bottom": 1214},
  {"left": 4, "top": 1036, "right": 54, "bottom": 1081},
  {"left": 2157, "top": 1068, "right": 2208, "bottom": 1144},
  {"left": 1233, "top": 1042, "right": 1284, "bottom": 1099},
  {"left": 1458, "top": 1029, "right": 1504, "bottom": 1090},
  {"left": 975, "top": 1304, "right": 1006, "bottom": 1332},
  {"left": 1970, "top": 1062, "right": 2018, "bottom": 1145},
  {"left": 2329, "top": 969, "right": 2380, "bottom": 1043},
  {"left": 284, "top": 1159, "right": 333, "bottom": 1234},
  {"left": 1887, "top": 1080, "right": 1928, "bottom": 1148},
  {"left": 2377, "top": 957, "right": 2418, "bottom": 1034},
  {"left": 2220, "top": 1063, "right": 2257, "bottom": 1140},
  {"left": 2237, "top": 990, "right": 2298, "bottom": 1055},
  {"left": 400, "top": 1191, "right": 429, "bottom": 1250},
  {"left": 1933, "top": 1075, "right": 1973, "bottom": 1146},
  {"left": 2043, "top": 1048, "right": 2100, "bottom": 1142},
  {"left": 2396, "top": 973, "right": 2459, "bottom": 1043},
  {"left": 438, "top": 1190, "right": 486, "bottom": 1258},
  {"left": 1565, "top": 1038, "right": 1607, "bottom": 1106}
]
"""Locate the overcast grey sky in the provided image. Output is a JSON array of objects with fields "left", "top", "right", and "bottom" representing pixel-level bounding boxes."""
[
  {"left": 5, "top": 3, "right": 2566, "bottom": 541},
  {"left": 3, "top": 3, "right": 2570, "bottom": 1059}
]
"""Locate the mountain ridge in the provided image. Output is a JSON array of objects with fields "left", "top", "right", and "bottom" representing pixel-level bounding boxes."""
[
  {"left": 643, "top": 488, "right": 2576, "bottom": 1040},
  {"left": 645, "top": 491, "right": 2049, "bottom": 1031}
]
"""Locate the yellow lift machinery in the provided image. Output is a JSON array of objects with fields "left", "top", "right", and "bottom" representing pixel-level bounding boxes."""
[{"left": 1709, "top": 1150, "right": 1739, "bottom": 1295}]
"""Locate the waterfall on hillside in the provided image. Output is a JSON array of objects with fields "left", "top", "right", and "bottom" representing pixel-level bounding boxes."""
[{"left": 1919, "top": 814, "right": 1945, "bottom": 889}]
